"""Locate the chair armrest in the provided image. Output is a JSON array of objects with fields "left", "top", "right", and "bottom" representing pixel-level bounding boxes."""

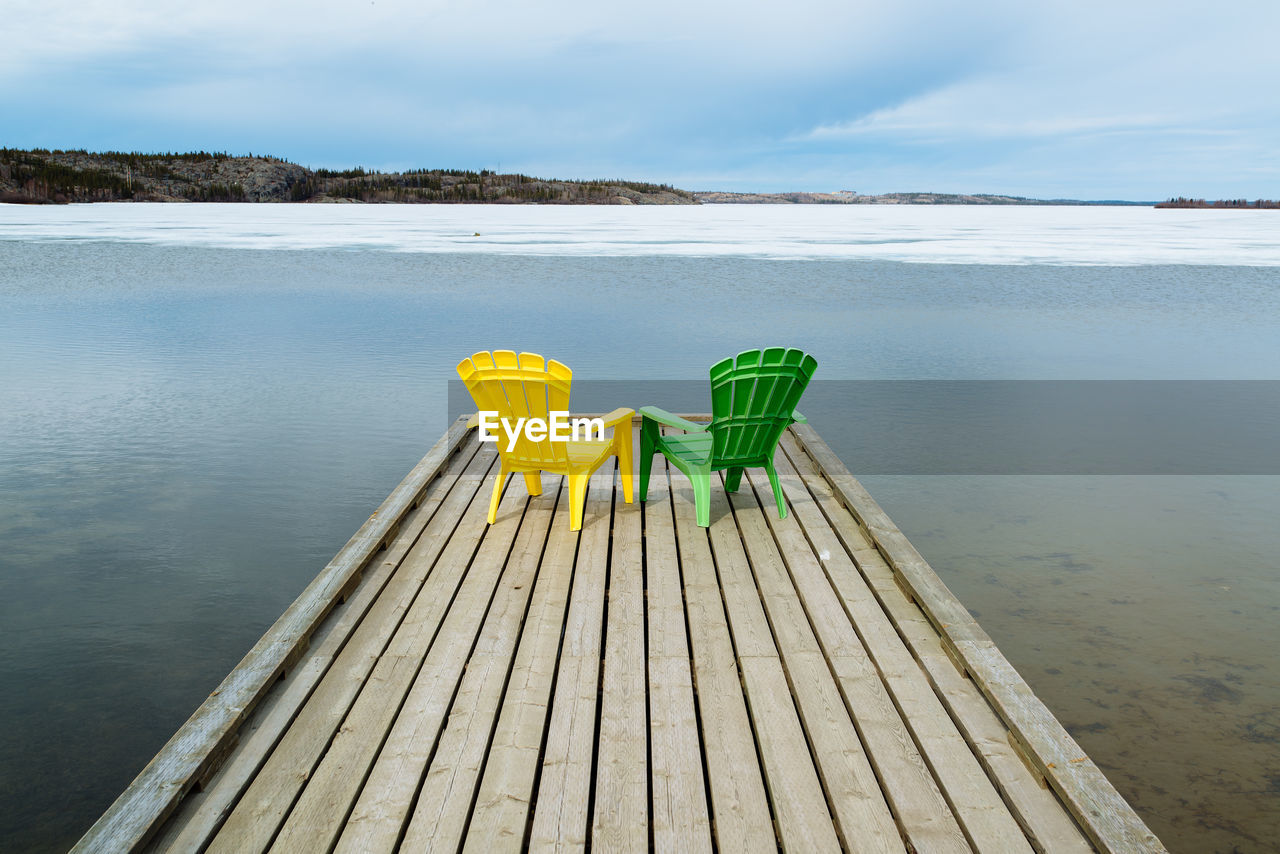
[
  {"left": 597, "top": 407, "right": 635, "bottom": 428},
  {"left": 791, "top": 410, "right": 808, "bottom": 425},
  {"left": 639, "top": 406, "right": 709, "bottom": 433}
]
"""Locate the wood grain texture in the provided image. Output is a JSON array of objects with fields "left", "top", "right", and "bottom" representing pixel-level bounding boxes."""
[
  {"left": 146, "top": 440, "right": 483, "bottom": 852},
  {"left": 210, "top": 445, "right": 510, "bottom": 854},
  {"left": 334, "top": 474, "right": 561, "bottom": 853},
  {"left": 591, "top": 465, "right": 649, "bottom": 851},
  {"left": 268, "top": 457, "right": 536, "bottom": 853},
  {"left": 727, "top": 474, "right": 923, "bottom": 854},
  {"left": 643, "top": 466, "right": 713, "bottom": 854},
  {"left": 199, "top": 444, "right": 497, "bottom": 853},
  {"left": 72, "top": 417, "right": 473, "bottom": 854},
  {"left": 789, "top": 423, "right": 1165, "bottom": 853},
  {"left": 780, "top": 435, "right": 1093, "bottom": 853},
  {"left": 400, "top": 480, "right": 577, "bottom": 851},
  {"left": 668, "top": 456, "right": 776, "bottom": 853},
  {"left": 521, "top": 467, "right": 614, "bottom": 852},
  {"left": 436, "top": 478, "right": 582, "bottom": 854},
  {"left": 703, "top": 486, "right": 841, "bottom": 853},
  {"left": 743, "top": 458, "right": 1016, "bottom": 852},
  {"left": 91, "top": 420, "right": 1159, "bottom": 854}
]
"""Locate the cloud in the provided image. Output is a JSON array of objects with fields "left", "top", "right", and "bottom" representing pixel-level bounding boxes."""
[
  {"left": 772, "top": 2, "right": 1280, "bottom": 194},
  {"left": 3, "top": 0, "right": 1005, "bottom": 80},
  {"left": 799, "top": 84, "right": 1177, "bottom": 142},
  {"left": 3, "top": 0, "right": 1279, "bottom": 195},
  {"left": 795, "top": 0, "right": 1280, "bottom": 147}
]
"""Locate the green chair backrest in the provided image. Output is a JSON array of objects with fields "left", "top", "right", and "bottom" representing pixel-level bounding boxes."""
[{"left": 709, "top": 348, "right": 817, "bottom": 465}]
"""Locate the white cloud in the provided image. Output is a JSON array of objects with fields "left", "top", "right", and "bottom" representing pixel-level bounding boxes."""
[
  {"left": 792, "top": 0, "right": 1280, "bottom": 150},
  {"left": 1, "top": 0, "right": 1020, "bottom": 80},
  {"left": 800, "top": 81, "right": 1178, "bottom": 141},
  {"left": 4, "top": 0, "right": 1279, "bottom": 195}
]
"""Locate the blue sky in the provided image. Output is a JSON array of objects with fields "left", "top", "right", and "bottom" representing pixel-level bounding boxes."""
[{"left": 4, "top": 0, "right": 1279, "bottom": 198}]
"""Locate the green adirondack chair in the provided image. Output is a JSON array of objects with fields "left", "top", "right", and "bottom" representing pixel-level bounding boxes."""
[{"left": 639, "top": 348, "right": 818, "bottom": 527}]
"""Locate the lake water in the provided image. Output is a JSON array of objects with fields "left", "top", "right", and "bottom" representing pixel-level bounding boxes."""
[{"left": 1, "top": 204, "right": 1278, "bottom": 852}]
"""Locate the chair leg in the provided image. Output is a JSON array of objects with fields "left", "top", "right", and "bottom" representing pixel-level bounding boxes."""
[
  {"left": 765, "top": 460, "right": 787, "bottom": 520},
  {"left": 523, "top": 471, "right": 543, "bottom": 496},
  {"left": 639, "top": 419, "right": 659, "bottom": 502},
  {"left": 616, "top": 429, "right": 634, "bottom": 504},
  {"left": 568, "top": 472, "right": 590, "bottom": 532},
  {"left": 723, "top": 467, "right": 744, "bottom": 493},
  {"left": 488, "top": 461, "right": 508, "bottom": 524},
  {"left": 691, "top": 470, "right": 712, "bottom": 527}
]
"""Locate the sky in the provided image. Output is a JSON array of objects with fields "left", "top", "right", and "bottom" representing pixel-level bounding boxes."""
[{"left": 4, "top": 0, "right": 1279, "bottom": 198}]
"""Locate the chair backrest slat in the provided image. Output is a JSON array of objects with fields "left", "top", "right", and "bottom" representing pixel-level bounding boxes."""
[
  {"left": 710, "top": 347, "right": 817, "bottom": 465},
  {"left": 457, "top": 350, "right": 571, "bottom": 467}
]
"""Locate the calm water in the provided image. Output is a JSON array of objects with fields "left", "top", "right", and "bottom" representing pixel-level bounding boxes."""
[{"left": 1, "top": 205, "right": 1278, "bottom": 852}]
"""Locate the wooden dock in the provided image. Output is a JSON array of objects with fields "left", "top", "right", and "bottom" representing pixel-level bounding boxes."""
[{"left": 76, "top": 418, "right": 1165, "bottom": 853}]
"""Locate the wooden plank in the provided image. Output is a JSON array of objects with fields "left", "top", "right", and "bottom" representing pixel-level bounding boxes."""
[
  {"left": 646, "top": 658, "right": 712, "bottom": 852},
  {"left": 333, "top": 473, "right": 562, "bottom": 853},
  {"left": 957, "top": 649, "right": 1163, "bottom": 853},
  {"left": 520, "top": 467, "right": 614, "bottom": 852},
  {"left": 741, "top": 458, "right": 1021, "bottom": 852},
  {"left": 642, "top": 463, "right": 713, "bottom": 853},
  {"left": 725, "top": 477, "right": 918, "bottom": 854},
  {"left": 204, "top": 442, "right": 500, "bottom": 853},
  {"left": 666, "top": 451, "right": 775, "bottom": 853},
  {"left": 592, "top": 459, "right": 649, "bottom": 850},
  {"left": 701, "top": 486, "right": 841, "bottom": 852},
  {"left": 789, "top": 423, "right": 1166, "bottom": 853},
  {"left": 94, "top": 417, "right": 1159, "bottom": 854},
  {"left": 735, "top": 658, "right": 840, "bottom": 854},
  {"left": 399, "top": 478, "right": 576, "bottom": 852},
  {"left": 779, "top": 435, "right": 1093, "bottom": 853},
  {"left": 266, "top": 453, "right": 537, "bottom": 853},
  {"left": 145, "top": 439, "right": 483, "bottom": 851},
  {"left": 787, "top": 424, "right": 990, "bottom": 645},
  {"left": 876, "top": 576, "right": 1094, "bottom": 853},
  {"left": 72, "top": 416, "right": 473, "bottom": 854},
  {"left": 644, "top": 463, "right": 692, "bottom": 662}
]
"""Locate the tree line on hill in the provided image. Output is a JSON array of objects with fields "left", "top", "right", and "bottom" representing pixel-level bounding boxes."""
[
  {"left": 6, "top": 149, "right": 1274, "bottom": 208},
  {"left": 1155, "top": 197, "right": 1279, "bottom": 209},
  {"left": 0, "top": 149, "right": 698, "bottom": 205}
]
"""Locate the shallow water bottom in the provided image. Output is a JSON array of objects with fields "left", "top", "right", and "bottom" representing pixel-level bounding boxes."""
[{"left": 865, "top": 474, "right": 1280, "bottom": 852}]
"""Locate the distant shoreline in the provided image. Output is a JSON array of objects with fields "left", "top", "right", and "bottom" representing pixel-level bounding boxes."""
[
  {"left": 0, "top": 149, "right": 696, "bottom": 206},
  {"left": 2, "top": 148, "right": 1272, "bottom": 209},
  {"left": 693, "top": 190, "right": 1154, "bottom": 206},
  {"left": 1153, "top": 197, "right": 1279, "bottom": 209}
]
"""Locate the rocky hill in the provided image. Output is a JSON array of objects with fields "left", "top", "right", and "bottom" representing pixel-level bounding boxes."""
[{"left": 0, "top": 149, "right": 697, "bottom": 205}]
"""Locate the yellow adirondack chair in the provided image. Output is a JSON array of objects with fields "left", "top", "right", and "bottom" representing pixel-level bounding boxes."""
[{"left": 456, "top": 351, "right": 633, "bottom": 531}]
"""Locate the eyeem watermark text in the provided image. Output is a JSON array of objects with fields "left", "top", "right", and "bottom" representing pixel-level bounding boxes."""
[{"left": 476, "top": 411, "right": 605, "bottom": 451}]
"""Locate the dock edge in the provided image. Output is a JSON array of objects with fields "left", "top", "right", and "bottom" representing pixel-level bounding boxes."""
[
  {"left": 789, "top": 422, "right": 1166, "bottom": 853},
  {"left": 71, "top": 416, "right": 474, "bottom": 854}
]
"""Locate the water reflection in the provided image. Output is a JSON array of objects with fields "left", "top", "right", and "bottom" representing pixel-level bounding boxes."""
[{"left": 1, "top": 240, "right": 1278, "bottom": 851}]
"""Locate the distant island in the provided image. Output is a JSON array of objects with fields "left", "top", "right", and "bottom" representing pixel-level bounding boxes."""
[
  {"left": 3, "top": 149, "right": 1267, "bottom": 209},
  {"left": 693, "top": 190, "right": 1152, "bottom": 205},
  {"left": 1154, "top": 197, "right": 1279, "bottom": 209},
  {"left": 0, "top": 149, "right": 697, "bottom": 205}
]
